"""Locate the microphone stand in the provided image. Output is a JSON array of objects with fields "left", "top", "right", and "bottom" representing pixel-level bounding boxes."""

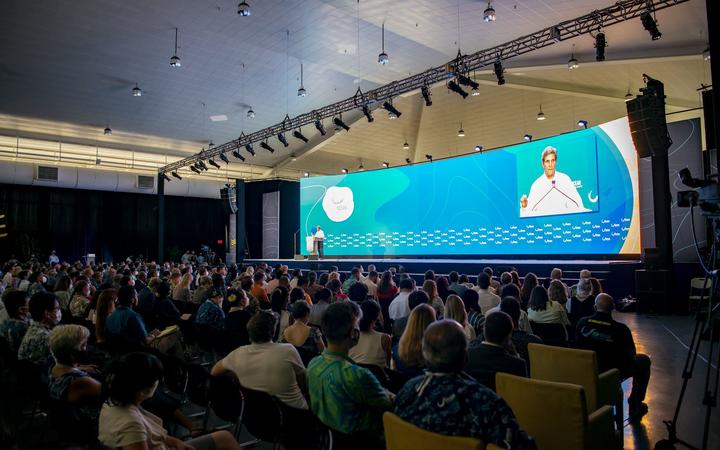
[{"left": 530, "top": 180, "right": 579, "bottom": 211}]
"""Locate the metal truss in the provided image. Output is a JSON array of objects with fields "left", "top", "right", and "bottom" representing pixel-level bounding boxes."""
[{"left": 160, "top": 0, "right": 689, "bottom": 174}]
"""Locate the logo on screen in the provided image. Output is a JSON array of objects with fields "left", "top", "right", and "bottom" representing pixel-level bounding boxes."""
[{"left": 322, "top": 186, "right": 355, "bottom": 222}]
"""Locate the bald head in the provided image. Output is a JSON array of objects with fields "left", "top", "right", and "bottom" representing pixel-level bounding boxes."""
[
  {"left": 595, "top": 293, "right": 614, "bottom": 312},
  {"left": 422, "top": 319, "right": 468, "bottom": 373}
]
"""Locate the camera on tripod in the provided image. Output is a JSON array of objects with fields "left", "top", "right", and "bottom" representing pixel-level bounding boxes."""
[{"left": 677, "top": 168, "right": 720, "bottom": 216}]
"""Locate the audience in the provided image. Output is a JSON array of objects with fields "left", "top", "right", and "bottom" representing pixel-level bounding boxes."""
[
  {"left": 474, "top": 272, "right": 500, "bottom": 314},
  {"left": 171, "top": 272, "right": 192, "bottom": 302},
  {"left": 435, "top": 276, "right": 455, "bottom": 301},
  {"left": 444, "top": 294, "right": 476, "bottom": 340},
  {"left": 271, "top": 286, "right": 291, "bottom": 339},
  {"left": 105, "top": 285, "right": 159, "bottom": 348},
  {"left": 462, "top": 289, "right": 484, "bottom": 336},
  {"left": 69, "top": 280, "right": 91, "bottom": 319},
  {"left": 94, "top": 288, "right": 117, "bottom": 345},
  {"left": 18, "top": 292, "right": 62, "bottom": 367},
  {"left": 567, "top": 278, "right": 596, "bottom": 325},
  {"left": 388, "top": 278, "right": 415, "bottom": 321},
  {"left": 362, "top": 270, "right": 379, "bottom": 299},
  {"left": 500, "top": 297, "right": 542, "bottom": 366},
  {"left": 0, "top": 290, "right": 31, "bottom": 353},
  {"left": 250, "top": 270, "right": 269, "bottom": 306},
  {"left": 393, "top": 304, "right": 435, "bottom": 377},
  {"left": 448, "top": 271, "right": 468, "bottom": 298},
  {"left": 308, "top": 287, "right": 332, "bottom": 327},
  {"left": 349, "top": 300, "right": 391, "bottom": 369},
  {"left": 421, "top": 279, "right": 444, "bottom": 319},
  {"left": 483, "top": 266, "right": 501, "bottom": 294},
  {"left": 282, "top": 301, "right": 325, "bottom": 364},
  {"left": 395, "top": 320, "right": 535, "bottom": 450},
  {"left": 153, "top": 281, "right": 181, "bottom": 329},
  {"left": 196, "top": 287, "right": 226, "bottom": 330},
  {"left": 527, "top": 285, "right": 570, "bottom": 326},
  {"left": 519, "top": 272, "right": 538, "bottom": 309}
]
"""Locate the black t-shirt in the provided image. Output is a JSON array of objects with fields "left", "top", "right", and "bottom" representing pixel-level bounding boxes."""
[{"left": 575, "top": 312, "right": 635, "bottom": 378}]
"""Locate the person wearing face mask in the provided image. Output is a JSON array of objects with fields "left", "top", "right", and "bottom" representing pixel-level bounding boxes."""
[
  {"left": 100, "top": 352, "right": 242, "bottom": 450},
  {"left": 18, "top": 292, "right": 62, "bottom": 367},
  {"left": 0, "top": 290, "right": 32, "bottom": 353},
  {"left": 307, "top": 301, "right": 394, "bottom": 450},
  {"left": 28, "top": 271, "right": 48, "bottom": 297}
]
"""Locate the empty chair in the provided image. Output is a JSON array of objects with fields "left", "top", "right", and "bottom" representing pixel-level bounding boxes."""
[
  {"left": 383, "top": 412, "right": 501, "bottom": 450},
  {"left": 688, "top": 277, "right": 711, "bottom": 312}
]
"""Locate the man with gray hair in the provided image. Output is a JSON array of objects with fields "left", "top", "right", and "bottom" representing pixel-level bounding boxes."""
[
  {"left": 576, "top": 293, "right": 651, "bottom": 420},
  {"left": 395, "top": 320, "right": 536, "bottom": 449},
  {"left": 520, "top": 145, "right": 584, "bottom": 217},
  {"left": 569, "top": 268, "right": 592, "bottom": 298}
]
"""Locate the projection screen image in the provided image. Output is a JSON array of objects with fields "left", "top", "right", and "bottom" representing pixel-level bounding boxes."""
[{"left": 300, "top": 116, "right": 641, "bottom": 256}]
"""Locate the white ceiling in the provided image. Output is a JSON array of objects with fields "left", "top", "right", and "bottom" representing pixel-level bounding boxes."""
[{"left": 0, "top": 0, "right": 710, "bottom": 179}]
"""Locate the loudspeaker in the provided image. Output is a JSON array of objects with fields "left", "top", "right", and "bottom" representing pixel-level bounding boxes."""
[
  {"left": 626, "top": 94, "right": 672, "bottom": 158},
  {"left": 635, "top": 269, "right": 672, "bottom": 314},
  {"left": 220, "top": 187, "right": 238, "bottom": 215},
  {"left": 642, "top": 247, "right": 661, "bottom": 270}
]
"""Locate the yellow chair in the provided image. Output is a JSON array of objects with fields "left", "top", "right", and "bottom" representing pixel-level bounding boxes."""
[
  {"left": 527, "top": 343, "right": 623, "bottom": 429},
  {"left": 495, "top": 373, "right": 617, "bottom": 450},
  {"left": 383, "top": 412, "right": 504, "bottom": 450}
]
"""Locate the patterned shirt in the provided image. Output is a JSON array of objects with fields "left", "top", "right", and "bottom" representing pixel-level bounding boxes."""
[
  {"left": 307, "top": 350, "right": 391, "bottom": 435},
  {"left": 196, "top": 300, "right": 226, "bottom": 329},
  {"left": 18, "top": 322, "right": 52, "bottom": 366},
  {"left": 395, "top": 372, "right": 535, "bottom": 450},
  {"left": 0, "top": 318, "right": 31, "bottom": 353}
]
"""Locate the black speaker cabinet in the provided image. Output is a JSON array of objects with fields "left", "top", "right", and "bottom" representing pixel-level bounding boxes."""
[
  {"left": 626, "top": 94, "right": 672, "bottom": 158},
  {"left": 635, "top": 269, "right": 672, "bottom": 314}
]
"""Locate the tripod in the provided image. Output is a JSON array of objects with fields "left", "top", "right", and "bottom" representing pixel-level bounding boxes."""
[{"left": 656, "top": 215, "right": 720, "bottom": 450}]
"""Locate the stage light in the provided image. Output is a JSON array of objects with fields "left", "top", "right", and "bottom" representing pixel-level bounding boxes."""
[
  {"left": 247, "top": 108, "right": 255, "bottom": 118},
  {"left": 314, "top": 119, "right": 326, "bottom": 136},
  {"left": 170, "top": 28, "right": 181, "bottom": 67},
  {"left": 447, "top": 80, "right": 468, "bottom": 99},
  {"left": 457, "top": 74, "right": 479, "bottom": 90},
  {"left": 104, "top": 127, "right": 112, "bottom": 135},
  {"left": 132, "top": 84, "right": 142, "bottom": 97},
  {"left": 625, "top": 91, "right": 633, "bottom": 102},
  {"left": 457, "top": 124, "right": 465, "bottom": 137},
  {"left": 405, "top": 158, "right": 412, "bottom": 164},
  {"left": 304, "top": 172, "right": 310, "bottom": 177},
  {"left": 382, "top": 162, "right": 389, "bottom": 168},
  {"left": 208, "top": 159, "right": 220, "bottom": 169},
  {"left": 237, "top": 1, "right": 250, "bottom": 16},
  {"left": 291, "top": 154, "right": 298, "bottom": 161},
  {"left": 483, "top": 2, "right": 496, "bottom": 22},
  {"left": 577, "top": 119, "right": 588, "bottom": 128},
  {"left": 640, "top": 11, "right": 661, "bottom": 40},
  {"left": 362, "top": 104, "right": 374, "bottom": 122},
  {"left": 333, "top": 116, "right": 350, "bottom": 132},
  {"left": 260, "top": 141, "right": 275, "bottom": 153},
  {"left": 536, "top": 104, "right": 546, "bottom": 121},
  {"left": 383, "top": 101, "right": 402, "bottom": 119},
  {"left": 378, "top": 23, "right": 389, "bottom": 65},
  {"left": 471, "top": 87, "right": 479, "bottom": 96},
  {"left": 190, "top": 166, "right": 200, "bottom": 174},
  {"left": 475, "top": 145, "right": 483, "bottom": 152},
  {"left": 297, "top": 63, "right": 306, "bottom": 97},
  {"left": 245, "top": 143, "right": 255, "bottom": 156},
  {"left": 421, "top": 85, "right": 432, "bottom": 106},
  {"left": 293, "top": 130, "right": 309, "bottom": 143},
  {"left": 358, "top": 163, "right": 364, "bottom": 171},
  {"left": 523, "top": 134, "right": 533, "bottom": 141},
  {"left": 198, "top": 161, "right": 208, "bottom": 171},
  {"left": 403, "top": 141, "right": 409, "bottom": 150},
  {"left": 595, "top": 32, "right": 606, "bottom": 61},
  {"left": 568, "top": 55, "right": 579, "bottom": 70},
  {"left": 208, "top": 141, "right": 215, "bottom": 148},
  {"left": 219, "top": 153, "right": 229, "bottom": 164},
  {"left": 162, "top": 173, "right": 171, "bottom": 182},
  {"left": 341, "top": 168, "right": 348, "bottom": 174},
  {"left": 232, "top": 150, "right": 245, "bottom": 161},
  {"left": 703, "top": 47, "right": 711, "bottom": 61},
  {"left": 277, "top": 132, "right": 289, "bottom": 147},
  {"left": 494, "top": 60, "right": 505, "bottom": 85},
  {"left": 425, "top": 154, "right": 433, "bottom": 162},
  {"left": 171, "top": 171, "right": 182, "bottom": 180}
]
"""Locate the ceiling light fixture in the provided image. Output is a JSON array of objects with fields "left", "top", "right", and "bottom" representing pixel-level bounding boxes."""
[
  {"left": 523, "top": 134, "right": 533, "bottom": 141},
  {"left": 536, "top": 104, "right": 546, "bottom": 121},
  {"left": 219, "top": 153, "right": 230, "bottom": 164},
  {"left": 232, "top": 150, "right": 246, "bottom": 161},
  {"left": 247, "top": 107, "right": 255, "bottom": 118},
  {"left": 475, "top": 145, "right": 483, "bottom": 152},
  {"left": 362, "top": 104, "right": 374, "bottom": 122},
  {"left": 595, "top": 31, "right": 606, "bottom": 61},
  {"left": 382, "top": 162, "right": 390, "bottom": 168},
  {"left": 103, "top": 127, "right": 112, "bottom": 135},
  {"left": 358, "top": 162, "right": 364, "bottom": 171},
  {"left": 493, "top": 60, "right": 505, "bottom": 85},
  {"left": 170, "top": 28, "right": 181, "bottom": 67},
  {"left": 447, "top": 80, "right": 468, "bottom": 98},
  {"left": 208, "top": 159, "right": 221, "bottom": 169},
  {"left": 333, "top": 116, "right": 350, "bottom": 131},
  {"left": 237, "top": 1, "right": 251, "bottom": 16},
  {"left": 260, "top": 140, "right": 275, "bottom": 153},
  {"left": 568, "top": 44, "right": 579, "bottom": 69},
  {"left": 171, "top": 171, "right": 182, "bottom": 180},
  {"left": 421, "top": 85, "right": 432, "bottom": 106},
  {"left": 341, "top": 168, "right": 348, "bottom": 174},
  {"left": 458, "top": 123, "right": 465, "bottom": 137},
  {"left": 640, "top": 11, "right": 661, "bottom": 40},
  {"left": 297, "top": 63, "right": 307, "bottom": 97},
  {"left": 293, "top": 130, "right": 309, "bottom": 143},
  {"left": 403, "top": 141, "right": 410, "bottom": 150},
  {"left": 277, "top": 132, "right": 289, "bottom": 147},
  {"left": 314, "top": 118, "right": 326, "bottom": 136},
  {"left": 483, "top": 2, "right": 496, "bottom": 22},
  {"left": 457, "top": 74, "right": 479, "bottom": 90},
  {"left": 190, "top": 166, "right": 200, "bottom": 174},
  {"left": 245, "top": 143, "right": 255, "bottom": 156},
  {"left": 304, "top": 172, "right": 310, "bottom": 177},
  {"left": 132, "top": 84, "right": 142, "bottom": 97},
  {"left": 625, "top": 90, "right": 634, "bottom": 102},
  {"left": 577, "top": 119, "right": 588, "bottom": 128},
  {"left": 383, "top": 101, "right": 402, "bottom": 119},
  {"left": 703, "top": 46, "right": 710, "bottom": 61},
  {"left": 378, "top": 23, "right": 389, "bottom": 65}
]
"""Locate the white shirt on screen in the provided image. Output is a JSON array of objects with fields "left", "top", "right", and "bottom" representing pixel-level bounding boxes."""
[
  {"left": 521, "top": 171, "right": 585, "bottom": 217},
  {"left": 314, "top": 229, "right": 325, "bottom": 240}
]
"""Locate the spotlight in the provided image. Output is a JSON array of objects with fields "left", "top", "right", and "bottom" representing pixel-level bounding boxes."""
[
  {"left": 161, "top": 173, "right": 171, "bottom": 182},
  {"left": 333, "top": 116, "right": 350, "bottom": 132},
  {"left": 208, "top": 141, "right": 215, "bottom": 148},
  {"left": 471, "top": 87, "right": 480, "bottom": 96},
  {"left": 595, "top": 32, "right": 606, "bottom": 61},
  {"left": 378, "top": 23, "right": 389, "bottom": 65},
  {"left": 457, "top": 74, "right": 479, "bottom": 90},
  {"left": 403, "top": 141, "right": 410, "bottom": 150},
  {"left": 474, "top": 145, "right": 483, "bottom": 152},
  {"left": 237, "top": 1, "right": 251, "bottom": 16},
  {"left": 493, "top": 61, "right": 505, "bottom": 85},
  {"left": 382, "top": 162, "right": 389, "bottom": 168},
  {"left": 341, "top": 168, "right": 348, "bottom": 174},
  {"left": 190, "top": 166, "right": 200, "bottom": 174},
  {"left": 245, "top": 143, "right": 255, "bottom": 156},
  {"left": 297, "top": 63, "right": 306, "bottom": 97},
  {"left": 170, "top": 28, "right": 181, "bottom": 67},
  {"left": 132, "top": 84, "right": 142, "bottom": 97},
  {"left": 457, "top": 125, "right": 465, "bottom": 137},
  {"left": 314, "top": 119, "right": 326, "bottom": 136},
  {"left": 103, "top": 127, "right": 112, "bottom": 135},
  {"left": 362, "top": 104, "right": 374, "bottom": 122},
  {"left": 577, "top": 119, "right": 588, "bottom": 128},
  {"left": 293, "top": 130, "right": 309, "bottom": 143},
  {"left": 640, "top": 11, "right": 661, "bottom": 40},
  {"left": 383, "top": 101, "right": 402, "bottom": 119},
  {"left": 568, "top": 55, "right": 579, "bottom": 70},
  {"left": 291, "top": 153, "right": 298, "bottom": 161},
  {"left": 219, "top": 153, "right": 230, "bottom": 164},
  {"left": 198, "top": 161, "right": 208, "bottom": 170},
  {"left": 303, "top": 172, "right": 310, "bottom": 177},
  {"left": 703, "top": 47, "right": 710, "bottom": 61},
  {"left": 536, "top": 104, "right": 546, "bottom": 121},
  {"left": 483, "top": 2, "right": 496, "bottom": 22},
  {"left": 405, "top": 158, "right": 412, "bottom": 164},
  {"left": 232, "top": 150, "right": 245, "bottom": 161},
  {"left": 625, "top": 91, "right": 634, "bottom": 102},
  {"left": 447, "top": 80, "right": 468, "bottom": 99},
  {"left": 421, "top": 85, "right": 432, "bottom": 106},
  {"left": 277, "top": 132, "right": 289, "bottom": 147},
  {"left": 208, "top": 159, "right": 220, "bottom": 169},
  {"left": 425, "top": 154, "right": 433, "bottom": 162},
  {"left": 247, "top": 108, "right": 255, "bottom": 118},
  {"left": 523, "top": 134, "right": 533, "bottom": 141},
  {"left": 171, "top": 171, "right": 182, "bottom": 180},
  {"left": 260, "top": 141, "right": 275, "bottom": 153},
  {"left": 358, "top": 163, "right": 364, "bottom": 171}
]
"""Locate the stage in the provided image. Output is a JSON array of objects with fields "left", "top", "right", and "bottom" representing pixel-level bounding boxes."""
[{"left": 244, "top": 257, "right": 642, "bottom": 300}]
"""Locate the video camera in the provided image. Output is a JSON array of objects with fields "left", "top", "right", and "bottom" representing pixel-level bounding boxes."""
[{"left": 677, "top": 168, "right": 720, "bottom": 216}]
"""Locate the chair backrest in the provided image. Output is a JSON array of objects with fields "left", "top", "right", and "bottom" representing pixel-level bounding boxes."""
[
  {"left": 383, "top": 412, "right": 485, "bottom": 450},
  {"left": 239, "top": 385, "right": 284, "bottom": 443},
  {"left": 185, "top": 363, "right": 211, "bottom": 407},
  {"left": 495, "top": 373, "right": 587, "bottom": 450},
  {"left": 527, "top": 343, "right": 600, "bottom": 411},
  {"left": 209, "top": 375, "right": 243, "bottom": 423},
  {"left": 528, "top": 321, "right": 568, "bottom": 346},
  {"left": 689, "top": 277, "right": 711, "bottom": 295}
]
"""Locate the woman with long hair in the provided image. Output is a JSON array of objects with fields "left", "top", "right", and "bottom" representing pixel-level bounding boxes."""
[
  {"left": 422, "top": 279, "right": 444, "bottom": 319},
  {"left": 548, "top": 279, "right": 568, "bottom": 307},
  {"left": 171, "top": 273, "right": 192, "bottom": 302},
  {"left": 519, "top": 272, "right": 538, "bottom": 310},
  {"left": 444, "top": 295, "right": 476, "bottom": 340},
  {"left": 527, "top": 285, "right": 570, "bottom": 325},
  {"left": 69, "top": 280, "right": 92, "bottom": 319},
  {"left": 54, "top": 276, "right": 72, "bottom": 309},
  {"left": 94, "top": 288, "right": 117, "bottom": 344},
  {"left": 568, "top": 278, "right": 596, "bottom": 325},
  {"left": 435, "top": 276, "right": 455, "bottom": 302},
  {"left": 392, "top": 304, "right": 436, "bottom": 377},
  {"left": 270, "top": 286, "right": 291, "bottom": 339},
  {"left": 349, "top": 300, "right": 391, "bottom": 369},
  {"left": 282, "top": 300, "right": 324, "bottom": 365}
]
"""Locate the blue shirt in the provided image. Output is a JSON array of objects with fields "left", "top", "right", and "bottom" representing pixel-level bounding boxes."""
[
  {"left": 196, "top": 300, "right": 225, "bottom": 330},
  {"left": 105, "top": 306, "right": 148, "bottom": 343}
]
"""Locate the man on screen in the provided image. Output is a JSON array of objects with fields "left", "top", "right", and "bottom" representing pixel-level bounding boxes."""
[
  {"left": 520, "top": 146, "right": 585, "bottom": 217},
  {"left": 313, "top": 225, "right": 325, "bottom": 258}
]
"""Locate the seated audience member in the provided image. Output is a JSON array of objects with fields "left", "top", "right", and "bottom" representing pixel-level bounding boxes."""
[
  {"left": 474, "top": 273, "right": 500, "bottom": 315},
  {"left": 466, "top": 311, "right": 527, "bottom": 391},
  {"left": 349, "top": 300, "right": 391, "bottom": 369},
  {"left": 250, "top": 270, "right": 270, "bottom": 306},
  {"left": 388, "top": 278, "right": 416, "bottom": 321},
  {"left": 393, "top": 304, "right": 436, "bottom": 377},
  {"left": 16, "top": 270, "right": 30, "bottom": 292},
  {"left": 265, "top": 268, "right": 283, "bottom": 294},
  {"left": 569, "top": 269, "right": 592, "bottom": 298},
  {"left": 54, "top": 276, "right": 72, "bottom": 309},
  {"left": 100, "top": 352, "right": 241, "bottom": 450},
  {"left": 317, "top": 272, "right": 330, "bottom": 288},
  {"left": 548, "top": 279, "right": 569, "bottom": 309},
  {"left": 483, "top": 267, "right": 501, "bottom": 294},
  {"left": 500, "top": 297, "right": 542, "bottom": 366},
  {"left": 395, "top": 320, "right": 536, "bottom": 450},
  {"left": 444, "top": 294, "right": 476, "bottom": 340},
  {"left": 153, "top": 281, "right": 181, "bottom": 329},
  {"left": 196, "top": 288, "right": 226, "bottom": 330},
  {"left": 271, "top": 286, "right": 291, "bottom": 339},
  {"left": 343, "top": 267, "right": 362, "bottom": 294},
  {"left": 306, "top": 271, "right": 323, "bottom": 298},
  {"left": 69, "top": 280, "right": 92, "bottom": 319},
  {"left": 463, "top": 289, "right": 484, "bottom": 336},
  {"left": 283, "top": 301, "right": 325, "bottom": 363},
  {"left": 423, "top": 270, "right": 435, "bottom": 281},
  {"left": 48, "top": 324, "right": 101, "bottom": 444},
  {"left": 548, "top": 267, "right": 569, "bottom": 295},
  {"left": 94, "top": 288, "right": 117, "bottom": 345},
  {"left": 448, "top": 271, "right": 468, "bottom": 298},
  {"left": 136, "top": 277, "right": 159, "bottom": 315},
  {"left": 225, "top": 288, "right": 251, "bottom": 344},
  {"left": 519, "top": 272, "right": 538, "bottom": 309},
  {"left": 18, "top": 292, "right": 62, "bottom": 367},
  {"left": 499, "top": 281, "right": 521, "bottom": 300},
  {"left": 172, "top": 273, "right": 192, "bottom": 302},
  {"left": 307, "top": 302, "right": 393, "bottom": 448},
  {"left": 500, "top": 271, "right": 513, "bottom": 289},
  {"left": 192, "top": 276, "right": 212, "bottom": 304},
  {"left": 288, "top": 268, "right": 302, "bottom": 289},
  {"left": 28, "top": 271, "right": 48, "bottom": 297},
  {"left": 422, "top": 279, "right": 445, "bottom": 319},
  {"left": 567, "top": 278, "right": 596, "bottom": 325},
  {"left": 362, "top": 270, "right": 379, "bottom": 299},
  {"left": 105, "top": 285, "right": 159, "bottom": 347},
  {"left": 393, "top": 291, "right": 430, "bottom": 340},
  {"left": 290, "top": 287, "right": 308, "bottom": 306},
  {"left": 576, "top": 294, "right": 651, "bottom": 419},
  {"left": 308, "top": 288, "right": 332, "bottom": 327},
  {"left": 0, "top": 290, "right": 31, "bottom": 353},
  {"left": 348, "top": 281, "right": 370, "bottom": 303},
  {"left": 590, "top": 277, "right": 604, "bottom": 296},
  {"left": 377, "top": 270, "right": 399, "bottom": 304},
  {"left": 527, "top": 286, "right": 570, "bottom": 326},
  {"left": 436, "top": 276, "right": 455, "bottom": 302},
  {"left": 510, "top": 271, "right": 522, "bottom": 289},
  {"left": 326, "top": 278, "right": 348, "bottom": 302},
  {"left": 296, "top": 277, "right": 314, "bottom": 305}
]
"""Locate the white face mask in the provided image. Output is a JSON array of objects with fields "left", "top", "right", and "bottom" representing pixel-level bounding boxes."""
[{"left": 42, "top": 276, "right": 48, "bottom": 284}]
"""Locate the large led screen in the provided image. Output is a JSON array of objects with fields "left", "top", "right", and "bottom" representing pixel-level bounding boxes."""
[{"left": 300, "top": 117, "right": 641, "bottom": 256}]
